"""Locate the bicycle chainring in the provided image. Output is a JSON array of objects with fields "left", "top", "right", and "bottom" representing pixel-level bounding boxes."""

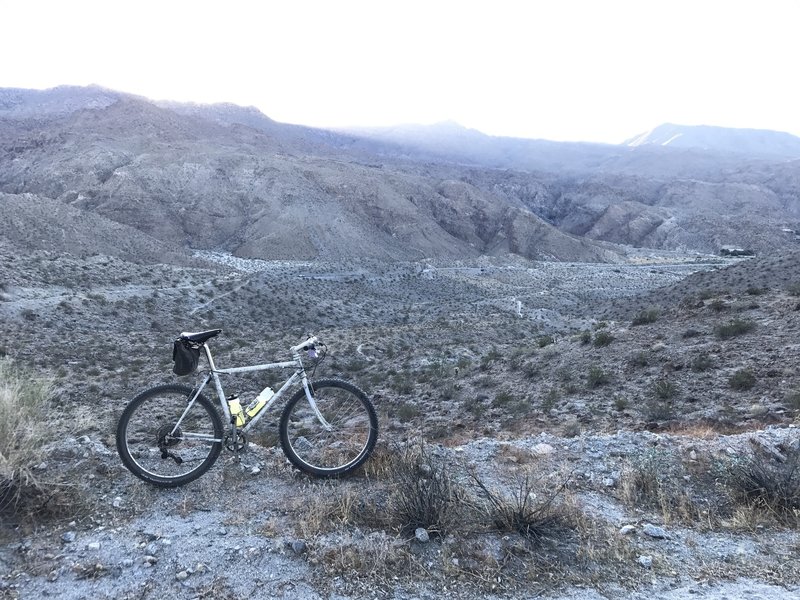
[{"left": 224, "top": 431, "right": 248, "bottom": 453}]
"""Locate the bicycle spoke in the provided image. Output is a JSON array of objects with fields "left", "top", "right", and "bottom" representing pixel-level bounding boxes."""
[{"left": 117, "top": 385, "right": 222, "bottom": 486}]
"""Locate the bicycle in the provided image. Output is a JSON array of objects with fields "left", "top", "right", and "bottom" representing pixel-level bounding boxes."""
[{"left": 116, "top": 329, "right": 378, "bottom": 487}]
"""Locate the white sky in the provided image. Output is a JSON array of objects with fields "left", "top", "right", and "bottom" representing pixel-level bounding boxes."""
[{"left": 2, "top": 0, "right": 799, "bottom": 143}]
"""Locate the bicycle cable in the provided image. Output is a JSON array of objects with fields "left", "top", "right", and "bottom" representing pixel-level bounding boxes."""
[{"left": 309, "top": 342, "right": 327, "bottom": 379}]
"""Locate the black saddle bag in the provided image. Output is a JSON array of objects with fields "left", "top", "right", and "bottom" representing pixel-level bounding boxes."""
[{"left": 172, "top": 339, "right": 200, "bottom": 376}]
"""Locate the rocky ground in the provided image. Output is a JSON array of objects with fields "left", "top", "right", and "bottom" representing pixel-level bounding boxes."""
[{"left": 1, "top": 249, "right": 799, "bottom": 599}]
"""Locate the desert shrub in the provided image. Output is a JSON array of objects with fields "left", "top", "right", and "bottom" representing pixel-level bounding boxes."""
[
  {"left": 691, "top": 352, "right": 715, "bottom": 372},
  {"left": 386, "top": 441, "right": 466, "bottom": 537},
  {"left": 586, "top": 366, "right": 610, "bottom": 389},
  {"left": 629, "top": 351, "right": 649, "bottom": 367},
  {"left": 746, "top": 286, "right": 768, "bottom": 296},
  {"left": 0, "top": 359, "right": 54, "bottom": 516},
  {"left": 469, "top": 468, "right": 569, "bottom": 541},
  {"left": 788, "top": 282, "right": 800, "bottom": 297},
  {"left": 620, "top": 449, "right": 698, "bottom": 523},
  {"left": 784, "top": 390, "right": 800, "bottom": 413},
  {"left": 613, "top": 395, "right": 629, "bottom": 411},
  {"left": 721, "top": 442, "right": 800, "bottom": 525},
  {"left": 714, "top": 319, "right": 756, "bottom": 339},
  {"left": 537, "top": 335, "right": 554, "bottom": 348},
  {"left": 593, "top": 331, "right": 614, "bottom": 348},
  {"left": 631, "top": 309, "right": 659, "bottom": 326},
  {"left": 652, "top": 378, "right": 679, "bottom": 400},
  {"left": 729, "top": 369, "right": 756, "bottom": 391},
  {"left": 394, "top": 402, "right": 420, "bottom": 422},
  {"left": 682, "top": 328, "right": 702, "bottom": 339},
  {"left": 541, "top": 387, "right": 560, "bottom": 411},
  {"left": 709, "top": 299, "right": 728, "bottom": 312},
  {"left": 579, "top": 330, "right": 592, "bottom": 345}
]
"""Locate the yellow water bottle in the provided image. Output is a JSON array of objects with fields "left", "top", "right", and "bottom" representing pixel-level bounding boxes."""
[
  {"left": 227, "top": 395, "right": 246, "bottom": 427},
  {"left": 246, "top": 386, "right": 274, "bottom": 418}
]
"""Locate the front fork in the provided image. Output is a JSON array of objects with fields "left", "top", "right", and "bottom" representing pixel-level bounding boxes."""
[{"left": 302, "top": 378, "right": 332, "bottom": 430}]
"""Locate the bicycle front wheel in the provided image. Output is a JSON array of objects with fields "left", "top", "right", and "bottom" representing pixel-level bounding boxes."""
[
  {"left": 279, "top": 379, "right": 378, "bottom": 477},
  {"left": 116, "top": 384, "right": 224, "bottom": 487}
]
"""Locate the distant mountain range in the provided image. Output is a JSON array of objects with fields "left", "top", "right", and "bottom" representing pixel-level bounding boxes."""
[
  {"left": 1, "top": 85, "right": 799, "bottom": 264},
  {"left": 624, "top": 123, "right": 800, "bottom": 158}
]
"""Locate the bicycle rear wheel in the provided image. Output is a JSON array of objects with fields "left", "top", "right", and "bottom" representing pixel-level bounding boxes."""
[
  {"left": 279, "top": 379, "right": 378, "bottom": 477},
  {"left": 116, "top": 384, "right": 224, "bottom": 487}
]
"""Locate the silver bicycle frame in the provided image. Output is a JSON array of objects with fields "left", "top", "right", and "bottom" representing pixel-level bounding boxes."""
[{"left": 170, "top": 338, "right": 329, "bottom": 439}]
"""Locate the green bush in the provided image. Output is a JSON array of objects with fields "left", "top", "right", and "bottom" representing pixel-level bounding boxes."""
[
  {"left": 714, "top": 319, "right": 756, "bottom": 339},
  {"left": 691, "top": 353, "right": 715, "bottom": 372},
  {"left": 746, "top": 286, "right": 768, "bottom": 296},
  {"left": 652, "top": 378, "right": 679, "bottom": 400},
  {"left": 537, "top": 335, "right": 554, "bottom": 348},
  {"left": 631, "top": 309, "right": 659, "bottom": 326},
  {"left": 587, "top": 366, "right": 610, "bottom": 389},
  {"left": 593, "top": 331, "right": 614, "bottom": 347},
  {"left": 729, "top": 369, "right": 756, "bottom": 391}
]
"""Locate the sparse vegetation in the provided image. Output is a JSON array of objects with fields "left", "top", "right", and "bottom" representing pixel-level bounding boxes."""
[
  {"left": 722, "top": 444, "right": 800, "bottom": 526},
  {"left": 592, "top": 331, "right": 614, "bottom": 347},
  {"left": 0, "top": 359, "right": 58, "bottom": 517},
  {"left": 714, "top": 318, "right": 756, "bottom": 339},
  {"left": 729, "top": 369, "right": 756, "bottom": 390},
  {"left": 587, "top": 365, "right": 611, "bottom": 389},
  {"left": 631, "top": 308, "right": 659, "bottom": 326},
  {"left": 652, "top": 377, "right": 679, "bottom": 400},
  {"left": 385, "top": 441, "right": 466, "bottom": 537},
  {"left": 469, "top": 468, "right": 569, "bottom": 540}
]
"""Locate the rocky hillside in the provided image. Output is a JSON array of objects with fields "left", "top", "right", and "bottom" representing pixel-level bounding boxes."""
[
  {"left": 2, "top": 86, "right": 800, "bottom": 263},
  {"left": 0, "top": 89, "right": 617, "bottom": 263}
]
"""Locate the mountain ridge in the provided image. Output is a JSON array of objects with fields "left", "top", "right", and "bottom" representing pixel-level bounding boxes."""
[{"left": 2, "top": 85, "right": 799, "bottom": 263}]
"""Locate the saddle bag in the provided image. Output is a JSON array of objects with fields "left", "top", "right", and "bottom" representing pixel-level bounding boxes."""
[{"left": 172, "top": 339, "right": 200, "bottom": 376}]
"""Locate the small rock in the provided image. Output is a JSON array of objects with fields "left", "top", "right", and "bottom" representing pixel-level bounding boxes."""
[
  {"left": 112, "top": 497, "right": 123, "bottom": 509},
  {"left": 176, "top": 570, "right": 190, "bottom": 581},
  {"left": 61, "top": 531, "right": 76, "bottom": 543},
  {"left": 194, "top": 562, "right": 208, "bottom": 574},
  {"left": 619, "top": 525, "right": 636, "bottom": 536},
  {"left": 602, "top": 477, "right": 616, "bottom": 488},
  {"left": 121, "top": 559, "right": 134, "bottom": 568},
  {"left": 642, "top": 523, "right": 669, "bottom": 539},
  {"left": 250, "top": 466, "right": 261, "bottom": 475},
  {"left": 47, "top": 569, "right": 59, "bottom": 582},
  {"left": 145, "top": 542, "right": 160, "bottom": 555},
  {"left": 291, "top": 540, "right": 306, "bottom": 555},
  {"left": 638, "top": 555, "right": 653, "bottom": 569},
  {"left": 87, "top": 542, "right": 101, "bottom": 551},
  {"left": 689, "top": 450, "right": 697, "bottom": 461},
  {"left": 143, "top": 555, "right": 157, "bottom": 565},
  {"left": 415, "top": 528, "right": 430, "bottom": 543}
]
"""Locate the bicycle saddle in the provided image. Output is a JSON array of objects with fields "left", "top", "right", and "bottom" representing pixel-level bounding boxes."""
[{"left": 179, "top": 329, "right": 222, "bottom": 344}]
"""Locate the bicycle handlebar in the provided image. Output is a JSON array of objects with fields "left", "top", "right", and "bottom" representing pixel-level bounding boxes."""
[{"left": 291, "top": 335, "right": 319, "bottom": 353}]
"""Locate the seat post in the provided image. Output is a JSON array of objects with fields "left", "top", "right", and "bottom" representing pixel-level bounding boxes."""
[{"left": 203, "top": 344, "right": 217, "bottom": 371}]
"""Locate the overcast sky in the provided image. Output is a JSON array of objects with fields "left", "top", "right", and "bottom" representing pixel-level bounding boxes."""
[{"left": 2, "top": 0, "right": 799, "bottom": 143}]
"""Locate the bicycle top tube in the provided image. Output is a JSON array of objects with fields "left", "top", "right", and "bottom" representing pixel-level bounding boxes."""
[{"left": 204, "top": 334, "right": 318, "bottom": 375}]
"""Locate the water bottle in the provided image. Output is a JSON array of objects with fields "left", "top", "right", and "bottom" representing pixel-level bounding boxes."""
[
  {"left": 227, "top": 394, "right": 246, "bottom": 427},
  {"left": 246, "top": 386, "right": 274, "bottom": 418}
]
